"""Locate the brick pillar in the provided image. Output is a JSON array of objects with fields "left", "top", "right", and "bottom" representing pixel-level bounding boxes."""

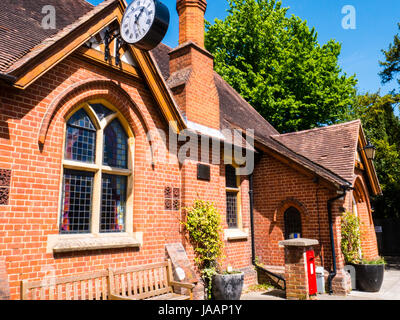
[
  {"left": 0, "top": 258, "right": 10, "bottom": 300},
  {"left": 279, "top": 238, "right": 319, "bottom": 300}
]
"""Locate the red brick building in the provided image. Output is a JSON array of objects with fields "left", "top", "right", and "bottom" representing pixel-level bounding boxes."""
[{"left": 0, "top": 0, "right": 381, "bottom": 299}]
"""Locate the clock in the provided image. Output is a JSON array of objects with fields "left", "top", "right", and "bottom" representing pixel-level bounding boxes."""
[{"left": 120, "top": 0, "right": 170, "bottom": 51}]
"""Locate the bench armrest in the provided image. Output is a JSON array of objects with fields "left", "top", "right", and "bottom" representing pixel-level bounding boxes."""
[{"left": 170, "top": 281, "right": 195, "bottom": 290}]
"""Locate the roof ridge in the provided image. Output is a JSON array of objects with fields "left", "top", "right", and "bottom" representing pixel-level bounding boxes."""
[{"left": 272, "top": 119, "right": 361, "bottom": 138}]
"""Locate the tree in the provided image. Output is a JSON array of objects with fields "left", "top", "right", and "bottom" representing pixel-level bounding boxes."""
[
  {"left": 343, "top": 92, "right": 400, "bottom": 218},
  {"left": 205, "top": 0, "right": 357, "bottom": 133},
  {"left": 379, "top": 23, "right": 400, "bottom": 89}
]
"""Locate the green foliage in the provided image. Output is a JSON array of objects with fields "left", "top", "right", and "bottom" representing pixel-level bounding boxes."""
[
  {"left": 243, "top": 283, "right": 274, "bottom": 293},
  {"left": 205, "top": 0, "right": 357, "bottom": 133},
  {"left": 379, "top": 23, "right": 400, "bottom": 88},
  {"left": 342, "top": 92, "right": 400, "bottom": 218},
  {"left": 361, "top": 257, "right": 386, "bottom": 265},
  {"left": 182, "top": 200, "right": 224, "bottom": 299},
  {"left": 341, "top": 211, "right": 362, "bottom": 264}
]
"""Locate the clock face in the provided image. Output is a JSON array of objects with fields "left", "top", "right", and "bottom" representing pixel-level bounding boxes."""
[{"left": 121, "top": 0, "right": 156, "bottom": 44}]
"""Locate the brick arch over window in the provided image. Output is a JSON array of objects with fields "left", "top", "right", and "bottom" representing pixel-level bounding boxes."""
[
  {"left": 273, "top": 197, "right": 310, "bottom": 223},
  {"left": 38, "top": 79, "right": 152, "bottom": 146}
]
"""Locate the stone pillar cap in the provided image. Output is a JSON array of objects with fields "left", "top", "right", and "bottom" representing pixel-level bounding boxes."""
[{"left": 278, "top": 238, "right": 319, "bottom": 248}]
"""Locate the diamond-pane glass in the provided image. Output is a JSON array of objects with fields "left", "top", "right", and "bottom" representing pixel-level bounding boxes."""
[
  {"left": 65, "top": 109, "right": 96, "bottom": 163},
  {"left": 90, "top": 103, "right": 115, "bottom": 120},
  {"left": 103, "top": 119, "right": 128, "bottom": 168},
  {"left": 60, "top": 170, "right": 94, "bottom": 234},
  {"left": 226, "top": 191, "right": 238, "bottom": 228},
  {"left": 100, "top": 174, "right": 127, "bottom": 233}
]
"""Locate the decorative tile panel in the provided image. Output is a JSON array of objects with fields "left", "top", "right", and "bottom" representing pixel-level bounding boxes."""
[{"left": 0, "top": 169, "right": 11, "bottom": 206}]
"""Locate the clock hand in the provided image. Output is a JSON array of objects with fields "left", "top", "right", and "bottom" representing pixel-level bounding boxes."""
[{"left": 134, "top": 7, "right": 145, "bottom": 24}]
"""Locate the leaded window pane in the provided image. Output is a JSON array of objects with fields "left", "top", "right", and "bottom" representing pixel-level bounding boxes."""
[
  {"left": 65, "top": 109, "right": 96, "bottom": 163},
  {"left": 67, "top": 108, "right": 96, "bottom": 130},
  {"left": 103, "top": 119, "right": 128, "bottom": 168},
  {"left": 100, "top": 174, "right": 127, "bottom": 233},
  {"left": 60, "top": 170, "right": 94, "bottom": 234},
  {"left": 225, "top": 165, "right": 237, "bottom": 188},
  {"left": 226, "top": 191, "right": 238, "bottom": 228},
  {"left": 90, "top": 103, "right": 115, "bottom": 120}
]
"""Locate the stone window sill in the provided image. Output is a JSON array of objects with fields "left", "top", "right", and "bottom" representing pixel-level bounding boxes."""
[
  {"left": 224, "top": 228, "right": 249, "bottom": 241},
  {"left": 46, "top": 232, "right": 143, "bottom": 254}
]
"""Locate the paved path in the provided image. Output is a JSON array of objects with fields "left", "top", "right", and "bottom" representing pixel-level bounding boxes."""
[{"left": 241, "top": 269, "right": 400, "bottom": 300}]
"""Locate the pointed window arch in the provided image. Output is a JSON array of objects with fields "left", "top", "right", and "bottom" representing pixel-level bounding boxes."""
[
  {"left": 60, "top": 100, "right": 134, "bottom": 234},
  {"left": 65, "top": 108, "right": 96, "bottom": 163}
]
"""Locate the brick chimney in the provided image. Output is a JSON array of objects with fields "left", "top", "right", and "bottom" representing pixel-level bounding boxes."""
[
  {"left": 177, "top": 0, "right": 207, "bottom": 48},
  {"left": 168, "top": 0, "right": 220, "bottom": 130}
]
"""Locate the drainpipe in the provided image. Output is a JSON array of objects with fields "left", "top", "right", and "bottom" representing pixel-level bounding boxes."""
[
  {"left": 249, "top": 173, "right": 286, "bottom": 290},
  {"left": 327, "top": 186, "right": 349, "bottom": 294}
]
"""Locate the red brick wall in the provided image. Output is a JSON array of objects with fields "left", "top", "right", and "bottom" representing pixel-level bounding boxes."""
[
  {"left": 0, "top": 55, "right": 253, "bottom": 299},
  {"left": 252, "top": 153, "right": 347, "bottom": 274},
  {"left": 353, "top": 171, "right": 379, "bottom": 261}
]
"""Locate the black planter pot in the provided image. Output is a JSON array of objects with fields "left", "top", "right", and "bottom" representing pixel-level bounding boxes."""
[
  {"left": 353, "top": 263, "right": 385, "bottom": 292},
  {"left": 212, "top": 272, "right": 244, "bottom": 300}
]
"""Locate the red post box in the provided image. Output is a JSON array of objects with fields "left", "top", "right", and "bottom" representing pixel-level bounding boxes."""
[{"left": 306, "top": 249, "right": 317, "bottom": 295}]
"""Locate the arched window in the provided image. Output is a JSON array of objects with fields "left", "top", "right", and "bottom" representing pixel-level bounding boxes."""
[
  {"left": 60, "top": 101, "right": 133, "bottom": 234},
  {"left": 284, "top": 207, "right": 302, "bottom": 239}
]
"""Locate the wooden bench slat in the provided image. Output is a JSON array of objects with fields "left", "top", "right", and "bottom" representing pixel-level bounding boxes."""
[
  {"left": 101, "top": 277, "right": 107, "bottom": 300},
  {"left": 125, "top": 287, "right": 170, "bottom": 300},
  {"left": 112, "top": 262, "right": 168, "bottom": 275},
  {"left": 81, "top": 281, "right": 87, "bottom": 300},
  {"left": 88, "top": 279, "right": 93, "bottom": 300},
  {"left": 132, "top": 271, "right": 138, "bottom": 296},
  {"left": 49, "top": 285, "right": 55, "bottom": 300},
  {"left": 94, "top": 278, "right": 99, "bottom": 299},
  {"left": 57, "top": 285, "right": 62, "bottom": 300},
  {"left": 126, "top": 272, "right": 132, "bottom": 296},
  {"left": 121, "top": 274, "right": 127, "bottom": 297}
]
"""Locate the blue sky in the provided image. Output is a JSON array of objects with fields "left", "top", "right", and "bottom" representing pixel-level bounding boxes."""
[{"left": 88, "top": 0, "right": 400, "bottom": 96}]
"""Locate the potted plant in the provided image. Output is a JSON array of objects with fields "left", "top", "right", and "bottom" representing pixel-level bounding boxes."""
[
  {"left": 341, "top": 211, "right": 385, "bottom": 292},
  {"left": 183, "top": 200, "right": 244, "bottom": 300},
  {"left": 211, "top": 265, "right": 244, "bottom": 300},
  {"left": 353, "top": 257, "right": 385, "bottom": 292}
]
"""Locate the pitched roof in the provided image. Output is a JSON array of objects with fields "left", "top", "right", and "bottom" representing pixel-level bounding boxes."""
[
  {"left": 0, "top": 1, "right": 375, "bottom": 191},
  {"left": 151, "top": 44, "right": 360, "bottom": 188},
  {"left": 0, "top": 0, "right": 94, "bottom": 73},
  {"left": 271, "top": 120, "right": 361, "bottom": 183}
]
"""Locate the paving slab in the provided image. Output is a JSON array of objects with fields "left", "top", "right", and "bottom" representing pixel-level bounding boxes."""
[{"left": 241, "top": 269, "right": 400, "bottom": 300}]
